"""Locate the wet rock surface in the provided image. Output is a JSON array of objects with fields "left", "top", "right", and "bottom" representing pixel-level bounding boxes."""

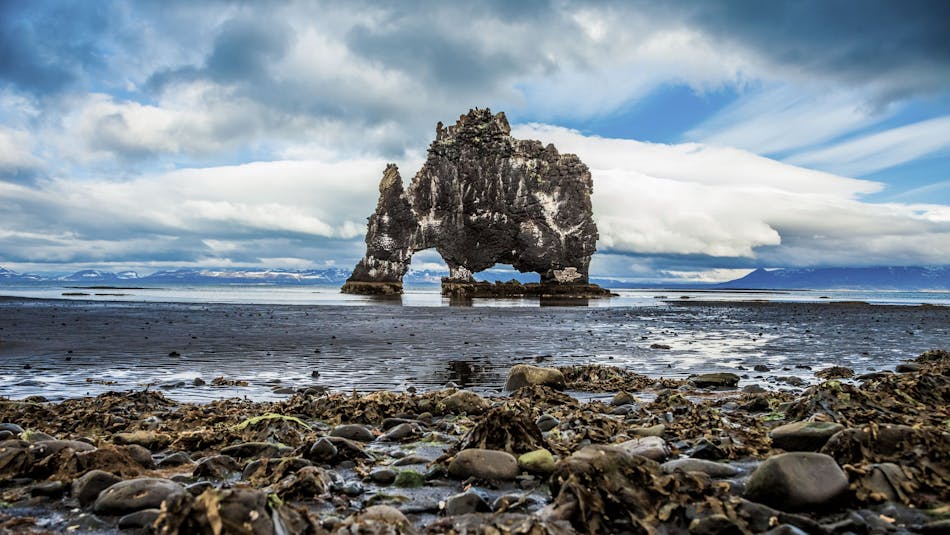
[
  {"left": 343, "top": 108, "right": 608, "bottom": 297},
  {"left": 0, "top": 349, "right": 947, "bottom": 533}
]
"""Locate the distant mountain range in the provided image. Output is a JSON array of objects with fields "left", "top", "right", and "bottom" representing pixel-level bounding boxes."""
[
  {"left": 1, "top": 265, "right": 948, "bottom": 290},
  {"left": 714, "top": 266, "right": 950, "bottom": 290}
]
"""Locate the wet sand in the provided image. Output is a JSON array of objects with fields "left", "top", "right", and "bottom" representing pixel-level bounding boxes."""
[{"left": 1, "top": 296, "right": 948, "bottom": 402}]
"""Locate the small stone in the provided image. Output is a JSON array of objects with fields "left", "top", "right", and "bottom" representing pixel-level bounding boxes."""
[
  {"left": 94, "top": 478, "right": 185, "bottom": 515},
  {"left": 29, "top": 439, "right": 96, "bottom": 457},
  {"left": 308, "top": 438, "right": 338, "bottom": 462},
  {"left": 610, "top": 391, "right": 638, "bottom": 406},
  {"left": 157, "top": 451, "right": 194, "bottom": 467},
  {"left": 330, "top": 424, "right": 375, "bottom": 442},
  {"left": 690, "top": 438, "right": 726, "bottom": 460},
  {"left": 377, "top": 423, "right": 416, "bottom": 442},
  {"left": 815, "top": 366, "right": 854, "bottom": 379},
  {"left": 393, "top": 454, "right": 431, "bottom": 466},
  {"left": 650, "top": 343, "right": 671, "bottom": 350},
  {"left": 503, "top": 364, "right": 566, "bottom": 391},
  {"left": 661, "top": 458, "right": 739, "bottom": 478},
  {"left": 393, "top": 469, "right": 425, "bottom": 488},
  {"left": 0, "top": 423, "right": 24, "bottom": 435},
  {"left": 444, "top": 491, "right": 491, "bottom": 516},
  {"left": 689, "top": 373, "right": 740, "bottom": 388},
  {"left": 193, "top": 377, "right": 206, "bottom": 386},
  {"left": 744, "top": 452, "right": 849, "bottom": 511},
  {"left": 192, "top": 454, "right": 242, "bottom": 480},
  {"left": 442, "top": 390, "right": 490, "bottom": 414},
  {"left": 73, "top": 469, "right": 123, "bottom": 507},
  {"left": 30, "top": 480, "right": 68, "bottom": 497},
  {"left": 618, "top": 436, "right": 670, "bottom": 461},
  {"left": 895, "top": 363, "right": 920, "bottom": 373},
  {"left": 122, "top": 444, "right": 155, "bottom": 468},
  {"left": 369, "top": 468, "right": 396, "bottom": 485},
  {"left": 448, "top": 449, "right": 519, "bottom": 480},
  {"left": 770, "top": 421, "right": 845, "bottom": 451},
  {"left": 118, "top": 508, "right": 161, "bottom": 529},
  {"left": 536, "top": 414, "right": 559, "bottom": 432},
  {"left": 753, "top": 364, "right": 770, "bottom": 372},
  {"left": 517, "top": 449, "right": 556, "bottom": 475}
]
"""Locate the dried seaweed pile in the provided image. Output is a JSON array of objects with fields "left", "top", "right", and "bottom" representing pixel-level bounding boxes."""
[{"left": 557, "top": 365, "right": 683, "bottom": 392}]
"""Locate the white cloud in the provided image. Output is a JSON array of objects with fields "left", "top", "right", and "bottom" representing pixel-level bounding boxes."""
[
  {"left": 515, "top": 124, "right": 950, "bottom": 267},
  {"left": 0, "top": 126, "right": 41, "bottom": 176},
  {"left": 787, "top": 116, "right": 950, "bottom": 176},
  {"left": 686, "top": 85, "right": 887, "bottom": 155}
]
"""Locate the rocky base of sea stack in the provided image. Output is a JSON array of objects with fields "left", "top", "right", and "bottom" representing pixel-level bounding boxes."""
[
  {"left": 441, "top": 280, "right": 616, "bottom": 298},
  {"left": 339, "top": 281, "right": 403, "bottom": 296}
]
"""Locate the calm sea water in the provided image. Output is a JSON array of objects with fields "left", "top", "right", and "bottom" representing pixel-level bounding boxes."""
[
  {"left": 0, "top": 284, "right": 947, "bottom": 402},
  {"left": 1, "top": 282, "right": 948, "bottom": 307}
]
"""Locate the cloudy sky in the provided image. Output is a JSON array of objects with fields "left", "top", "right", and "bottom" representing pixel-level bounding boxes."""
[{"left": 1, "top": 0, "right": 949, "bottom": 282}]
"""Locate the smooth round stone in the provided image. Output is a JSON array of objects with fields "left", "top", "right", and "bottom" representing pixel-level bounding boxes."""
[
  {"left": 93, "top": 478, "right": 185, "bottom": 515},
  {"left": 308, "top": 438, "right": 338, "bottom": 462},
  {"left": 503, "top": 365, "right": 565, "bottom": 391},
  {"left": 618, "top": 436, "right": 670, "bottom": 461},
  {"left": 769, "top": 421, "right": 845, "bottom": 451},
  {"left": 0, "top": 423, "right": 25, "bottom": 435},
  {"left": 330, "top": 424, "right": 375, "bottom": 442},
  {"left": 517, "top": 449, "right": 556, "bottom": 475},
  {"left": 661, "top": 458, "right": 739, "bottom": 478},
  {"left": 118, "top": 508, "right": 161, "bottom": 529},
  {"left": 377, "top": 423, "right": 415, "bottom": 442},
  {"left": 157, "top": 451, "right": 195, "bottom": 468},
  {"left": 73, "top": 470, "right": 122, "bottom": 507},
  {"left": 369, "top": 468, "right": 396, "bottom": 485},
  {"left": 689, "top": 373, "right": 740, "bottom": 389},
  {"left": 448, "top": 449, "right": 519, "bottom": 481},
  {"left": 192, "top": 454, "right": 242, "bottom": 480},
  {"left": 441, "top": 390, "right": 490, "bottom": 414},
  {"left": 536, "top": 415, "right": 559, "bottom": 432},
  {"left": 444, "top": 491, "right": 491, "bottom": 516},
  {"left": 744, "top": 452, "right": 849, "bottom": 511}
]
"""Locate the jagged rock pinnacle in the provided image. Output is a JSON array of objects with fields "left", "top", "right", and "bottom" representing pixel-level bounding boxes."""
[{"left": 342, "top": 108, "right": 606, "bottom": 297}]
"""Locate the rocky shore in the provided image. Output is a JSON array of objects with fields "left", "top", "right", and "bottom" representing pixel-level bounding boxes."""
[{"left": 1, "top": 350, "right": 948, "bottom": 534}]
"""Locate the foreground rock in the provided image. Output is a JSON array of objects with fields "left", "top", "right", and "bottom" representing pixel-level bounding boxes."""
[
  {"left": 448, "top": 448, "right": 520, "bottom": 481},
  {"left": 689, "top": 372, "right": 741, "bottom": 388},
  {"left": 94, "top": 478, "right": 185, "bottom": 515},
  {"left": 744, "top": 452, "right": 849, "bottom": 511},
  {"left": 769, "top": 421, "right": 844, "bottom": 451},
  {"left": 504, "top": 364, "right": 566, "bottom": 391}
]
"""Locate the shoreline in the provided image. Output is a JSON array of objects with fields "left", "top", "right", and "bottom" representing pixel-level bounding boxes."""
[{"left": 1, "top": 353, "right": 948, "bottom": 533}]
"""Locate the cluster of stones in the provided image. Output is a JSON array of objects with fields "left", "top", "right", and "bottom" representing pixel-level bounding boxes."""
[
  {"left": 342, "top": 108, "right": 610, "bottom": 298},
  {"left": 0, "top": 350, "right": 947, "bottom": 534}
]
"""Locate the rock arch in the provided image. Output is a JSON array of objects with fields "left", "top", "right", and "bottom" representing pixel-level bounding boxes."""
[{"left": 342, "top": 108, "right": 608, "bottom": 297}]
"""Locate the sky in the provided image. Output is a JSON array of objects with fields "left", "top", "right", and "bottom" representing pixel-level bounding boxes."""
[{"left": 1, "top": 0, "right": 949, "bottom": 283}]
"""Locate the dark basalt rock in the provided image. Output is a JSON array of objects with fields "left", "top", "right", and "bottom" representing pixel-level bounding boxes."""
[{"left": 342, "top": 108, "right": 608, "bottom": 297}]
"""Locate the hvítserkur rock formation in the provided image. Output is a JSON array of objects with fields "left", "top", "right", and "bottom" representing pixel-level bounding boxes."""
[{"left": 342, "top": 108, "right": 610, "bottom": 298}]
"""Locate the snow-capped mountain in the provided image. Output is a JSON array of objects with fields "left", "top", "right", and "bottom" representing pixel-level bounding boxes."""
[
  {"left": 716, "top": 266, "right": 950, "bottom": 290},
  {"left": 59, "top": 269, "right": 141, "bottom": 282}
]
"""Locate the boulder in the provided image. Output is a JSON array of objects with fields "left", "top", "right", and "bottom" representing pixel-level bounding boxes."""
[
  {"left": 444, "top": 491, "right": 491, "bottom": 516},
  {"left": 448, "top": 449, "right": 520, "bottom": 481},
  {"left": 442, "top": 390, "right": 490, "bottom": 414},
  {"left": 73, "top": 469, "right": 122, "bottom": 507},
  {"left": 769, "top": 421, "right": 845, "bottom": 451},
  {"left": 744, "top": 452, "right": 849, "bottom": 511},
  {"left": 330, "top": 424, "right": 375, "bottom": 442},
  {"left": 689, "top": 373, "right": 740, "bottom": 389},
  {"left": 618, "top": 436, "right": 670, "bottom": 461},
  {"left": 518, "top": 449, "right": 556, "bottom": 475},
  {"left": 661, "top": 458, "right": 739, "bottom": 478},
  {"left": 94, "top": 478, "right": 185, "bottom": 515},
  {"left": 504, "top": 365, "right": 566, "bottom": 391}
]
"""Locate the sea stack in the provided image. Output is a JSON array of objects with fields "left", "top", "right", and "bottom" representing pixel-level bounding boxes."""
[{"left": 342, "top": 108, "right": 610, "bottom": 298}]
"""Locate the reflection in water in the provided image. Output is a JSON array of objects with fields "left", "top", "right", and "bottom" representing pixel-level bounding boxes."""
[
  {"left": 448, "top": 296, "right": 473, "bottom": 307},
  {"left": 540, "top": 296, "right": 590, "bottom": 307},
  {"left": 366, "top": 295, "right": 404, "bottom": 306},
  {"left": 443, "top": 360, "right": 487, "bottom": 388}
]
